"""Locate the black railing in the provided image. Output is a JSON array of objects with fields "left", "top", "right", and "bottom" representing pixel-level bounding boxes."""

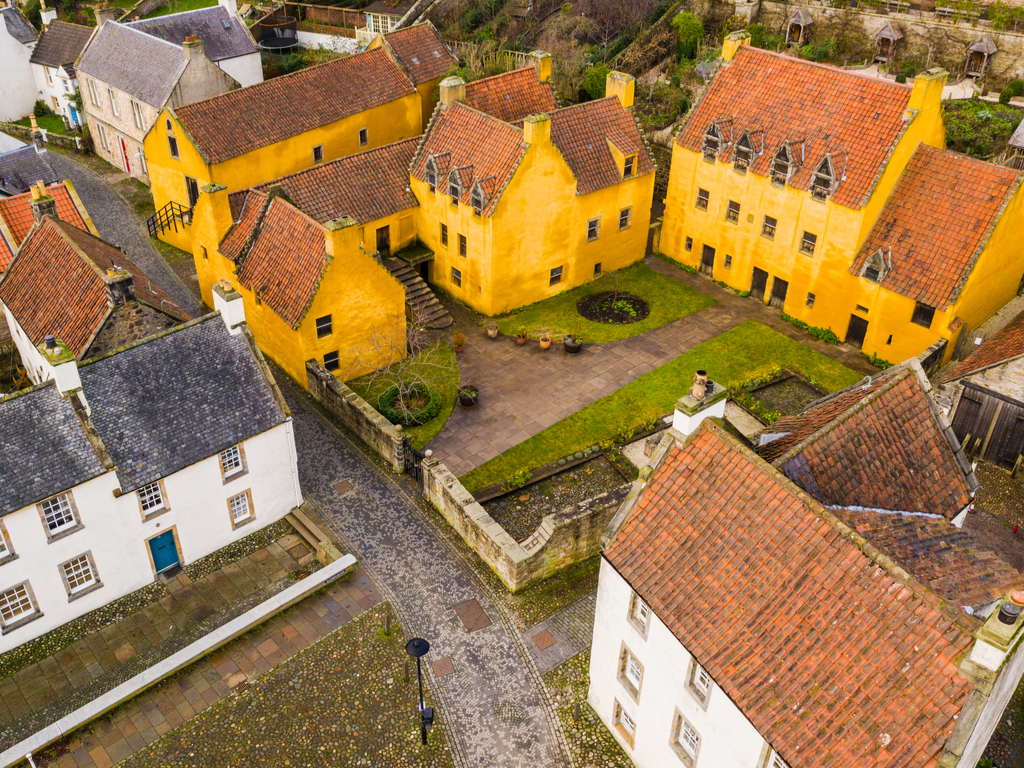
[{"left": 146, "top": 201, "right": 193, "bottom": 238}]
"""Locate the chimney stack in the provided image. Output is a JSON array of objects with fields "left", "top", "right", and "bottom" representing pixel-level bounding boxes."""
[
  {"left": 39, "top": 336, "right": 86, "bottom": 407},
  {"left": 213, "top": 278, "right": 246, "bottom": 335},
  {"left": 218, "top": 0, "right": 237, "bottom": 14},
  {"left": 30, "top": 180, "right": 58, "bottom": 225},
  {"left": 94, "top": 1, "right": 118, "bottom": 25},
  {"left": 522, "top": 113, "right": 550, "bottom": 146},
  {"left": 672, "top": 369, "right": 727, "bottom": 436},
  {"left": 40, "top": 0, "right": 57, "bottom": 27},
  {"left": 182, "top": 34, "right": 205, "bottom": 61},
  {"left": 529, "top": 50, "right": 551, "bottom": 83},
  {"left": 103, "top": 265, "right": 135, "bottom": 307},
  {"left": 604, "top": 70, "right": 635, "bottom": 110},
  {"left": 439, "top": 76, "right": 466, "bottom": 109},
  {"left": 29, "top": 114, "right": 45, "bottom": 153}
]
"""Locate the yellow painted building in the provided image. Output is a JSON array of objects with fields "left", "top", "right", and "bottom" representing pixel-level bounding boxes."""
[
  {"left": 409, "top": 71, "right": 655, "bottom": 316},
  {"left": 187, "top": 140, "right": 417, "bottom": 384},
  {"left": 661, "top": 32, "right": 1024, "bottom": 364},
  {"left": 145, "top": 23, "right": 457, "bottom": 253}
]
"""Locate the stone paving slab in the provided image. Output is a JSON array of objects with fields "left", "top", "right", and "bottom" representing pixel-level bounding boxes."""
[{"left": 521, "top": 592, "right": 597, "bottom": 675}]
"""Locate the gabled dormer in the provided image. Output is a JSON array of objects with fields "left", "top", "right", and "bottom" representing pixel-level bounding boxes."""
[
  {"left": 862, "top": 248, "right": 889, "bottom": 283},
  {"left": 733, "top": 131, "right": 755, "bottom": 173},
  {"left": 425, "top": 155, "right": 438, "bottom": 191},
  {"left": 702, "top": 123, "right": 722, "bottom": 162},
  {"left": 470, "top": 181, "right": 487, "bottom": 216},
  {"left": 810, "top": 155, "right": 839, "bottom": 201},
  {"left": 770, "top": 144, "right": 797, "bottom": 187}
]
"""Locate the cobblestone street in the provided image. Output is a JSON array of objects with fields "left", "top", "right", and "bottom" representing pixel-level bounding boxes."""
[{"left": 280, "top": 377, "right": 572, "bottom": 768}]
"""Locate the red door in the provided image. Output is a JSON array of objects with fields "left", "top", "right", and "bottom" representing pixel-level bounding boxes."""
[{"left": 119, "top": 137, "right": 131, "bottom": 173}]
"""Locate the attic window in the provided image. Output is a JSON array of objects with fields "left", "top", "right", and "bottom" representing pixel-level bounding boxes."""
[
  {"left": 425, "top": 157, "right": 437, "bottom": 191},
  {"left": 624, "top": 154, "right": 636, "bottom": 177},
  {"left": 221, "top": 19, "right": 230, "bottom": 28},
  {"left": 471, "top": 185, "right": 485, "bottom": 216},
  {"left": 771, "top": 146, "right": 793, "bottom": 186},
  {"left": 810, "top": 157, "right": 836, "bottom": 201},
  {"left": 912, "top": 302, "right": 935, "bottom": 328},
  {"left": 448, "top": 173, "right": 462, "bottom": 206},
  {"left": 702, "top": 124, "right": 721, "bottom": 162},
  {"left": 734, "top": 133, "right": 754, "bottom": 172},
  {"left": 412, "top": 57, "right": 420, "bottom": 65},
  {"left": 863, "top": 249, "right": 887, "bottom": 283}
]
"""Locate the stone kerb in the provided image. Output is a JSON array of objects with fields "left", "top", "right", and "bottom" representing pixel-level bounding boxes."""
[
  {"left": 305, "top": 360, "right": 405, "bottom": 472},
  {"left": 421, "top": 457, "right": 626, "bottom": 593}
]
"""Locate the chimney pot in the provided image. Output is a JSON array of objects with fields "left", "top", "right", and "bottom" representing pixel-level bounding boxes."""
[
  {"left": 439, "top": 76, "right": 466, "bottom": 108},
  {"left": 45, "top": 334, "right": 57, "bottom": 349},
  {"left": 107, "top": 267, "right": 117, "bottom": 277},
  {"left": 219, "top": 278, "right": 232, "bottom": 291},
  {"left": 691, "top": 370, "right": 708, "bottom": 400},
  {"left": 998, "top": 601, "right": 1021, "bottom": 626}
]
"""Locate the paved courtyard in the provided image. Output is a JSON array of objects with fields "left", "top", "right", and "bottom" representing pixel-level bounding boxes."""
[{"left": 429, "top": 256, "right": 877, "bottom": 476}]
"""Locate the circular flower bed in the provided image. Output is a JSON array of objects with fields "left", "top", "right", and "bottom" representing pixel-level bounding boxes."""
[
  {"left": 377, "top": 383, "right": 442, "bottom": 426},
  {"left": 577, "top": 292, "right": 650, "bottom": 324}
]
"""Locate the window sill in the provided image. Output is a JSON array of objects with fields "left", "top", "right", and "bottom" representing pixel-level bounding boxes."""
[
  {"left": 0, "top": 554, "right": 19, "bottom": 569},
  {"left": 618, "top": 225, "right": 631, "bottom": 232},
  {"left": 231, "top": 515, "right": 255, "bottom": 531},
  {"left": 800, "top": 249, "right": 815, "bottom": 257},
  {"left": 725, "top": 217, "right": 738, "bottom": 225},
  {"left": 761, "top": 234, "right": 775, "bottom": 241},
  {"left": 686, "top": 683, "right": 711, "bottom": 710},
  {"left": 617, "top": 674, "right": 641, "bottom": 704},
  {"left": 627, "top": 616, "right": 650, "bottom": 639},
  {"left": 614, "top": 722, "right": 636, "bottom": 749},
  {"left": 68, "top": 581, "right": 103, "bottom": 603},
  {"left": 142, "top": 505, "right": 173, "bottom": 523},
  {"left": 1, "top": 610, "right": 43, "bottom": 636},
  {"left": 669, "top": 742, "right": 696, "bottom": 767},
  {"left": 694, "top": 206, "right": 708, "bottom": 212},
  {"left": 46, "top": 523, "right": 84, "bottom": 544},
  {"left": 911, "top": 321, "right": 933, "bottom": 329},
  {"left": 222, "top": 468, "right": 249, "bottom": 486}
]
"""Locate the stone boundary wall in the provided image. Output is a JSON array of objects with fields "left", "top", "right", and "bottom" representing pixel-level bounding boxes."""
[
  {"left": 0, "top": 123, "right": 90, "bottom": 152},
  {"left": 421, "top": 457, "right": 629, "bottom": 592},
  {"left": 120, "top": 0, "right": 166, "bottom": 22},
  {"left": 305, "top": 360, "right": 406, "bottom": 473}
]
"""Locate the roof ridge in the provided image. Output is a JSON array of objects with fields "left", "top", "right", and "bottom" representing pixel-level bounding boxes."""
[
  {"left": 465, "top": 65, "right": 534, "bottom": 87},
  {"left": 254, "top": 136, "right": 420, "bottom": 192},
  {"left": 918, "top": 141, "right": 1023, "bottom": 178},
  {"left": 78, "top": 313, "right": 222, "bottom": 367},
  {"left": 105, "top": 20, "right": 185, "bottom": 54},
  {"left": 449, "top": 100, "right": 525, "bottom": 135},
  {"left": 549, "top": 95, "right": 618, "bottom": 117},
  {"left": 127, "top": 5, "right": 226, "bottom": 23},
  {"left": 736, "top": 45, "right": 913, "bottom": 91}
]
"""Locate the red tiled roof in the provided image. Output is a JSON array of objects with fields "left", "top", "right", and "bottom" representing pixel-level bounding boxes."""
[
  {"left": 832, "top": 507, "right": 1022, "bottom": 611},
  {"left": 947, "top": 308, "right": 1024, "bottom": 380},
  {"left": 0, "top": 183, "right": 88, "bottom": 269},
  {"left": 411, "top": 102, "right": 526, "bottom": 216},
  {"left": 220, "top": 190, "right": 267, "bottom": 262},
  {"left": 384, "top": 23, "right": 456, "bottom": 86},
  {"left": 758, "top": 366, "right": 973, "bottom": 518},
  {"left": 0, "top": 218, "right": 188, "bottom": 356},
  {"left": 253, "top": 138, "right": 418, "bottom": 225},
  {"left": 851, "top": 144, "right": 1020, "bottom": 308},
  {"left": 606, "top": 422, "right": 977, "bottom": 768},
  {"left": 550, "top": 96, "right": 652, "bottom": 195},
  {"left": 677, "top": 46, "right": 913, "bottom": 210},
  {"left": 465, "top": 67, "right": 556, "bottom": 123},
  {"left": 174, "top": 48, "right": 415, "bottom": 164},
  {"left": 235, "top": 198, "right": 329, "bottom": 328}
]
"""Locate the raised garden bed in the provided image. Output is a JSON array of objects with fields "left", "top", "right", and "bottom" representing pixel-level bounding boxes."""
[
  {"left": 733, "top": 369, "right": 828, "bottom": 426},
  {"left": 577, "top": 292, "right": 651, "bottom": 324}
]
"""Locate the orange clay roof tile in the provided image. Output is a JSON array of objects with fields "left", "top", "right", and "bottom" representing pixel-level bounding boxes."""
[
  {"left": 220, "top": 189, "right": 266, "bottom": 262},
  {"left": 677, "top": 46, "right": 913, "bottom": 210},
  {"left": 0, "top": 183, "right": 88, "bottom": 269},
  {"left": 946, "top": 307, "right": 1024, "bottom": 380},
  {"left": 606, "top": 422, "right": 978, "bottom": 768},
  {"left": 850, "top": 144, "right": 1021, "bottom": 308},
  {"left": 464, "top": 66, "right": 556, "bottom": 123},
  {"left": 384, "top": 23, "right": 457, "bottom": 86}
]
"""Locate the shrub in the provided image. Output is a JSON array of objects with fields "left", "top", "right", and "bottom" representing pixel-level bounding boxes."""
[
  {"left": 865, "top": 352, "right": 893, "bottom": 369},
  {"left": 33, "top": 100, "right": 50, "bottom": 118},
  {"left": 673, "top": 12, "right": 704, "bottom": 61},
  {"left": 1000, "top": 87, "right": 1013, "bottom": 104},
  {"left": 582, "top": 64, "right": 610, "bottom": 101},
  {"left": 1010, "top": 79, "right": 1024, "bottom": 96},
  {"left": 377, "top": 383, "right": 442, "bottom": 427},
  {"left": 670, "top": 75, "right": 680, "bottom": 88},
  {"left": 501, "top": 468, "right": 531, "bottom": 492},
  {"left": 781, "top": 313, "right": 841, "bottom": 344},
  {"left": 452, "top": 331, "right": 465, "bottom": 347},
  {"left": 895, "top": 74, "right": 907, "bottom": 84},
  {"left": 745, "top": 23, "right": 781, "bottom": 51}
]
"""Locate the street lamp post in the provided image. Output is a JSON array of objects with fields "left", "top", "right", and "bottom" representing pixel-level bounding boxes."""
[{"left": 405, "top": 637, "right": 434, "bottom": 745}]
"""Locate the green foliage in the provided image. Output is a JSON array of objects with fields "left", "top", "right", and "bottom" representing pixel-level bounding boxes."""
[
  {"left": 734, "top": 392, "right": 782, "bottom": 424},
  {"left": 1010, "top": 79, "right": 1024, "bottom": 96},
  {"left": 945, "top": 99, "right": 1023, "bottom": 158},
  {"left": 799, "top": 39, "right": 837, "bottom": 63},
  {"left": 745, "top": 23, "right": 781, "bottom": 51},
  {"left": 582, "top": 64, "right": 611, "bottom": 101},
  {"left": 895, "top": 74, "right": 907, "bottom": 84},
  {"left": 1000, "top": 87, "right": 1013, "bottom": 104},
  {"left": 865, "top": 352, "right": 893, "bottom": 369},
  {"left": 781, "top": 313, "right": 841, "bottom": 344},
  {"left": 377, "top": 383, "right": 442, "bottom": 427},
  {"left": 673, "top": 11, "right": 704, "bottom": 61},
  {"left": 990, "top": 0, "right": 1024, "bottom": 30},
  {"left": 33, "top": 100, "right": 51, "bottom": 118},
  {"left": 501, "top": 468, "right": 532, "bottom": 492}
]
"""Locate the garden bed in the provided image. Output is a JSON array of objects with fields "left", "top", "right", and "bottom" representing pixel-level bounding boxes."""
[
  {"left": 733, "top": 368, "right": 828, "bottom": 426},
  {"left": 577, "top": 291, "right": 650, "bottom": 324}
]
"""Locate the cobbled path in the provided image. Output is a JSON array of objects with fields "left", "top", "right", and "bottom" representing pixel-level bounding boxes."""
[
  {"left": 48, "top": 153, "right": 204, "bottom": 318},
  {"left": 281, "top": 377, "right": 572, "bottom": 768},
  {"left": 522, "top": 592, "right": 596, "bottom": 675}
]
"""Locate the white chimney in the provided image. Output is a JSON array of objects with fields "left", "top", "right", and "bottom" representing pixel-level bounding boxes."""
[
  {"left": 39, "top": 335, "right": 89, "bottom": 412},
  {"left": 213, "top": 279, "right": 245, "bottom": 335},
  {"left": 219, "top": 0, "right": 237, "bottom": 15},
  {"left": 672, "top": 370, "right": 727, "bottom": 436},
  {"left": 40, "top": 0, "right": 57, "bottom": 26}
]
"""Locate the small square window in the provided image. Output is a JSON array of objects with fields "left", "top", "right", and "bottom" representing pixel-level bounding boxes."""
[
  {"left": 166, "top": 118, "right": 172, "bottom": 131},
  {"left": 687, "top": 658, "right": 713, "bottom": 707},
  {"left": 724, "top": 255, "right": 732, "bottom": 269},
  {"left": 762, "top": 215, "right": 777, "bottom": 239},
  {"left": 138, "top": 482, "right": 164, "bottom": 513},
  {"left": 452, "top": 267, "right": 462, "bottom": 287},
  {"left": 41, "top": 495, "right": 76, "bottom": 534},
  {"left": 800, "top": 231, "right": 817, "bottom": 255},
  {"left": 316, "top": 315, "right": 333, "bottom": 338},
  {"left": 550, "top": 266, "right": 563, "bottom": 286},
  {"left": 619, "top": 208, "right": 632, "bottom": 230},
  {"left": 62, "top": 555, "right": 96, "bottom": 594},
  {"left": 912, "top": 302, "right": 935, "bottom": 328},
  {"left": 313, "top": 144, "right": 324, "bottom": 164},
  {"left": 587, "top": 217, "right": 601, "bottom": 242},
  {"left": 594, "top": 263, "right": 602, "bottom": 277},
  {"left": 670, "top": 711, "right": 701, "bottom": 765},
  {"left": 324, "top": 351, "right": 340, "bottom": 371},
  {"left": 221, "top": 445, "right": 243, "bottom": 477},
  {"left": 624, "top": 155, "right": 636, "bottom": 177},
  {"left": 806, "top": 292, "right": 815, "bottom": 308},
  {"left": 0, "top": 584, "right": 37, "bottom": 629},
  {"left": 612, "top": 699, "right": 636, "bottom": 748},
  {"left": 358, "top": 127, "right": 368, "bottom": 146},
  {"left": 229, "top": 491, "right": 252, "bottom": 525},
  {"left": 459, "top": 234, "right": 467, "bottom": 257},
  {"left": 440, "top": 223, "right": 448, "bottom": 246},
  {"left": 684, "top": 237, "right": 693, "bottom": 252},
  {"left": 696, "top": 189, "right": 709, "bottom": 210},
  {"left": 856, "top": 304, "right": 869, "bottom": 314},
  {"left": 726, "top": 200, "right": 740, "bottom": 222}
]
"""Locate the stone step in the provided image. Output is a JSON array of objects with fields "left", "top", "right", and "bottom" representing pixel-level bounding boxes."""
[{"left": 383, "top": 258, "right": 454, "bottom": 329}]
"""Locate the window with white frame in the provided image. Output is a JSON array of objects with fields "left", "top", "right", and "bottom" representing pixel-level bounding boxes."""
[
  {"left": 97, "top": 123, "right": 109, "bottom": 151},
  {"left": 770, "top": 752, "right": 789, "bottom": 768},
  {"left": 451, "top": 267, "right": 462, "bottom": 287},
  {"left": 107, "top": 88, "right": 118, "bottom": 116},
  {"left": 620, "top": 708, "right": 636, "bottom": 735},
  {"left": 62, "top": 555, "right": 96, "bottom": 594},
  {"left": 0, "top": 523, "right": 11, "bottom": 560},
  {"left": 587, "top": 217, "right": 600, "bottom": 242},
  {"left": 687, "top": 658, "right": 713, "bottom": 707},
  {"left": 130, "top": 100, "right": 143, "bottom": 130},
  {"left": 631, "top": 595, "right": 650, "bottom": 631},
  {"left": 138, "top": 482, "right": 164, "bottom": 514},
  {"left": 670, "top": 711, "right": 701, "bottom": 765},
  {"left": 612, "top": 699, "right": 637, "bottom": 746},
  {"left": 618, "top": 643, "right": 644, "bottom": 701},
  {"left": 41, "top": 494, "right": 76, "bottom": 535},
  {"left": 221, "top": 445, "right": 243, "bottom": 477},
  {"left": 0, "top": 583, "right": 36, "bottom": 628},
  {"left": 619, "top": 207, "right": 631, "bottom": 230},
  {"left": 45, "top": 67, "right": 54, "bottom": 85},
  {"left": 87, "top": 78, "right": 100, "bottom": 107},
  {"left": 229, "top": 491, "right": 251, "bottom": 524}
]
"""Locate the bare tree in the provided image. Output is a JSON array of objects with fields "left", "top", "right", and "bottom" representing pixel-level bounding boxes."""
[
  {"left": 577, "top": 0, "right": 657, "bottom": 47},
  {"left": 537, "top": 14, "right": 599, "bottom": 100}
]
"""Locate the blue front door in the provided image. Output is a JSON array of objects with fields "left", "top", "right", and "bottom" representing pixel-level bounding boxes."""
[{"left": 149, "top": 530, "right": 180, "bottom": 574}]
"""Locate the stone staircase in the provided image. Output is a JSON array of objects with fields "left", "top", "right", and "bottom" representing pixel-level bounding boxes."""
[{"left": 384, "top": 258, "right": 454, "bottom": 329}]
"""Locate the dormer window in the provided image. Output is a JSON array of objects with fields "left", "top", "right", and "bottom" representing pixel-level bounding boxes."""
[
  {"left": 863, "top": 249, "right": 888, "bottom": 283},
  {"left": 771, "top": 146, "right": 793, "bottom": 186},
  {"left": 624, "top": 154, "right": 636, "bottom": 177},
  {"left": 448, "top": 173, "right": 462, "bottom": 206},
  {"left": 734, "top": 133, "right": 754, "bottom": 173},
  {"left": 471, "top": 185, "right": 486, "bottom": 216},
  {"left": 810, "top": 157, "right": 836, "bottom": 201},
  {"left": 702, "top": 124, "right": 721, "bottom": 162},
  {"left": 425, "top": 157, "right": 437, "bottom": 192}
]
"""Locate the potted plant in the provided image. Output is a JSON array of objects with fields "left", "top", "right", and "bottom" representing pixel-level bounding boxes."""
[
  {"left": 563, "top": 319, "right": 583, "bottom": 354},
  {"left": 452, "top": 331, "right": 465, "bottom": 353},
  {"left": 485, "top": 322, "right": 498, "bottom": 339},
  {"left": 516, "top": 325, "right": 528, "bottom": 346},
  {"left": 539, "top": 331, "right": 551, "bottom": 350},
  {"left": 458, "top": 384, "right": 478, "bottom": 406}
]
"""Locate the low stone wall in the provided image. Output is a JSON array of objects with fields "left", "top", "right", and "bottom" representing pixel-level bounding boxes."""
[
  {"left": 305, "top": 360, "right": 406, "bottom": 473},
  {"left": 421, "top": 457, "right": 628, "bottom": 592},
  {"left": 0, "top": 123, "right": 90, "bottom": 152},
  {"left": 120, "top": 0, "right": 166, "bottom": 22}
]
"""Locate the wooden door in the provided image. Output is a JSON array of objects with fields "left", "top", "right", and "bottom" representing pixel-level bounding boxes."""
[
  {"left": 769, "top": 277, "right": 789, "bottom": 310},
  {"left": 700, "top": 245, "right": 715, "bottom": 276},
  {"left": 950, "top": 388, "right": 984, "bottom": 447},
  {"left": 376, "top": 225, "right": 391, "bottom": 258},
  {"left": 846, "top": 314, "right": 868, "bottom": 348},
  {"left": 750, "top": 268, "right": 769, "bottom": 302},
  {"left": 988, "top": 401, "right": 1024, "bottom": 469},
  {"left": 119, "top": 137, "right": 131, "bottom": 173}
]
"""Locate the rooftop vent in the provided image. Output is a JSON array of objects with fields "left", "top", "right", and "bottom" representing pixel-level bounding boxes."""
[{"left": 999, "top": 601, "right": 1021, "bottom": 626}]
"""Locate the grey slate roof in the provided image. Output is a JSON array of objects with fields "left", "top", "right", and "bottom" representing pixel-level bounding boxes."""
[
  {"left": 126, "top": 6, "right": 256, "bottom": 62},
  {"left": 0, "top": 383, "right": 107, "bottom": 518},
  {"left": 0, "top": 145, "right": 59, "bottom": 196},
  {"left": 30, "top": 20, "right": 93, "bottom": 69},
  {"left": 76, "top": 22, "right": 186, "bottom": 107},
  {"left": 2, "top": 7, "right": 37, "bottom": 45},
  {"left": 79, "top": 315, "right": 286, "bottom": 492},
  {"left": 1010, "top": 119, "right": 1024, "bottom": 151}
]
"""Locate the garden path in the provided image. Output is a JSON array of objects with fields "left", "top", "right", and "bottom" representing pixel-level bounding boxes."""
[{"left": 429, "top": 256, "right": 876, "bottom": 477}]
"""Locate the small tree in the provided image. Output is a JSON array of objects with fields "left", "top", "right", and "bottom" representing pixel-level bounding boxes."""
[
  {"left": 672, "top": 11, "right": 705, "bottom": 61},
  {"left": 582, "top": 64, "right": 611, "bottom": 101}
]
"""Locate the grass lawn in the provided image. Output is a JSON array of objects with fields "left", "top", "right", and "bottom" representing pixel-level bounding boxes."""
[
  {"left": 346, "top": 343, "right": 460, "bottom": 450},
  {"left": 13, "top": 114, "right": 70, "bottom": 134},
  {"left": 142, "top": 0, "right": 218, "bottom": 17},
  {"left": 495, "top": 263, "right": 716, "bottom": 343},
  {"left": 459, "top": 320, "right": 862, "bottom": 492}
]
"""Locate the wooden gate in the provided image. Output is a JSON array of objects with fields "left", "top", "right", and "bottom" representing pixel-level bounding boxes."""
[{"left": 750, "top": 268, "right": 769, "bottom": 302}]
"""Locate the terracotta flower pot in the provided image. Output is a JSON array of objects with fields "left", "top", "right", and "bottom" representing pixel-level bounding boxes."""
[
  {"left": 486, "top": 325, "right": 498, "bottom": 338},
  {"left": 453, "top": 345, "right": 463, "bottom": 353},
  {"left": 516, "top": 337, "right": 527, "bottom": 345},
  {"left": 539, "top": 337, "right": 551, "bottom": 350}
]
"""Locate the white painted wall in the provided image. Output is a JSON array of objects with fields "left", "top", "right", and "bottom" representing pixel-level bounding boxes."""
[
  {"left": 0, "top": 19, "right": 36, "bottom": 122},
  {"left": 0, "top": 419, "right": 302, "bottom": 653},
  {"left": 296, "top": 31, "right": 358, "bottom": 55},
  {"left": 589, "top": 557, "right": 773, "bottom": 768},
  {"left": 217, "top": 52, "right": 263, "bottom": 88},
  {"left": 31, "top": 63, "right": 82, "bottom": 127},
  {"left": 3, "top": 304, "right": 48, "bottom": 384}
]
